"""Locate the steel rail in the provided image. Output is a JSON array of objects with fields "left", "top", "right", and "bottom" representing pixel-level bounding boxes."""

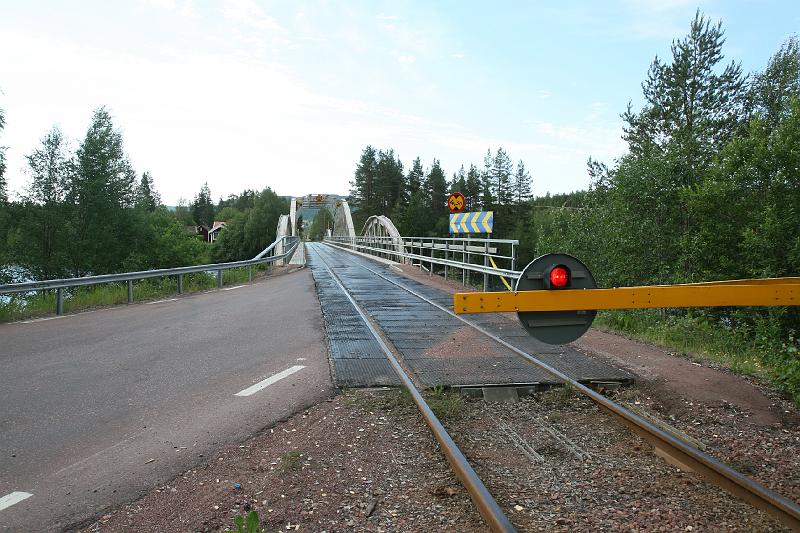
[
  {"left": 323, "top": 243, "right": 800, "bottom": 530},
  {"left": 0, "top": 237, "right": 299, "bottom": 295},
  {"left": 309, "top": 244, "right": 517, "bottom": 533}
]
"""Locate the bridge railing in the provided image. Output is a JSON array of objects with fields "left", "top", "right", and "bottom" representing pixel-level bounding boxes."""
[
  {"left": 0, "top": 236, "right": 300, "bottom": 315},
  {"left": 324, "top": 235, "right": 520, "bottom": 291}
]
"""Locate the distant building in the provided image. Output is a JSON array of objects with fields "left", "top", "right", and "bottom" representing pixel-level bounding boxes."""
[
  {"left": 195, "top": 225, "right": 210, "bottom": 241},
  {"left": 207, "top": 221, "right": 227, "bottom": 242}
]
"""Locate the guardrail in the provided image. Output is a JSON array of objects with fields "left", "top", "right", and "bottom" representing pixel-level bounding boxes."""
[
  {"left": 324, "top": 235, "right": 520, "bottom": 291},
  {"left": 0, "top": 236, "right": 300, "bottom": 315}
]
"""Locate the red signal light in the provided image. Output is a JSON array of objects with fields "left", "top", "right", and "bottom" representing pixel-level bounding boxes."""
[{"left": 549, "top": 265, "right": 570, "bottom": 288}]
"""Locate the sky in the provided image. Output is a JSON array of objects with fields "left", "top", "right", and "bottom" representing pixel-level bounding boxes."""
[{"left": 1, "top": 1, "right": 798, "bottom": 205}]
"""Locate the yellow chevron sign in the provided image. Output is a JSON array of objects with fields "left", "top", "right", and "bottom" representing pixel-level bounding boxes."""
[{"left": 449, "top": 211, "right": 493, "bottom": 234}]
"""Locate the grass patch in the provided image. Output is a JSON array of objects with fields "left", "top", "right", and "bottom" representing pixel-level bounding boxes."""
[
  {"left": 276, "top": 451, "right": 304, "bottom": 474},
  {"left": 425, "top": 386, "right": 467, "bottom": 420},
  {"left": 538, "top": 383, "right": 577, "bottom": 406},
  {"left": 596, "top": 309, "right": 800, "bottom": 405}
]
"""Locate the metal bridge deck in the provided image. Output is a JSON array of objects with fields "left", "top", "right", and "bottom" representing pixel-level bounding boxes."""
[{"left": 308, "top": 243, "right": 631, "bottom": 388}]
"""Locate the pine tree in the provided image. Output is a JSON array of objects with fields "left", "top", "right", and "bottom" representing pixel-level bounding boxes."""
[
  {"left": 349, "top": 146, "right": 378, "bottom": 225},
  {"left": 464, "top": 164, "right": 482, "bottom": 211},
  {"left": 481, "top": 172, "right": 494, "bottom": 210},
  {"left": 135, "top": 171, "right": 160, "bottom": 212},
  {"left": 492, "top": 147, "right": 513, "bottom": 204},
  {"left": 513, "top": 160, "right": 532, "bottom": 205},
  {"left": 407, "top": 157, "right": 424, "bottom": 197},
  {"left": 425, "top": 159, "right": 447, "bottom": 214},
  {"left": 192, "top": 182, "right": 215, "bottom": 226},
  {"left": 622, "top": 11, "right": 746, "bottom": 182},
  {"left": 450, "top": 165, "right": 467, "bottom": 196},
  {"left": 375, "top": 149, "right": 404, "bottom": 216}
]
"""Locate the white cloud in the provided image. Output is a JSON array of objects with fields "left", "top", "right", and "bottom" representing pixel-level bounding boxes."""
[
  {"left": 397, "top": 54, "right": 417, "bottom": 63},
  {"left": 451, "top": 53, "right": 465, "bottom": 59},
  {"left": 221, "top": 0, "right": 285, "bottom": 32},
  {"left": 376, "top": 13, "right": 398, "bottom": 21}
]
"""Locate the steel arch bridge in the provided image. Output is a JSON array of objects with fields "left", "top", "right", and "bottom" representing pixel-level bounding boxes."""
[{"left": 276, "top": 195, "right": 357, "bottom": 242}]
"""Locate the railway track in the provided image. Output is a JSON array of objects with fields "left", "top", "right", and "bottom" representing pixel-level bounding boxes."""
[{"left": 309, "top": 242, "right": 800, "bottom": 531}]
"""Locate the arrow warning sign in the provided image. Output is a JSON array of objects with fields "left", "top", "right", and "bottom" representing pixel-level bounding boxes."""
[{"left": 449, "top": 211, "right": 493, "bottom": 234}]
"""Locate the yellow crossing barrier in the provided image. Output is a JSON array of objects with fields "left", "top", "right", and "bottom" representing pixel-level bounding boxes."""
[{"left": 454, "top": 278, "right": 800, "bottom": 314}]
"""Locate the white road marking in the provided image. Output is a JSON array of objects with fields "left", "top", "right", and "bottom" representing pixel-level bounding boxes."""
[
  {"left": 0, "top": 491, "right": 32, "bottom": 511},
  {"left": 19, "top": 316, "right": 64, "bottom": 324},
  {"left": 221, "top": 285, "right": 245, "bottom": 291},
  {"left": 144, "top": 298, "right": 179, "bottom": 305},
  {"left": 235, "top": 365, "right": 306, "bottom": 397}
]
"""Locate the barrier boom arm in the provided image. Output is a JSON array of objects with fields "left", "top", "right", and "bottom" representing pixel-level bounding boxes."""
[{"left": 454, "top": 278, "right": 800, "bottom": 314}]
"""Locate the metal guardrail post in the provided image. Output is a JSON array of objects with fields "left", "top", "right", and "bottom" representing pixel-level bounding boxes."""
[
  {"left": 444, "top": 241, "right": 449, "bottom": 280},
  {"left": 511, "top": 242, "right": 516, "bottom": 273},
  {"left": 248, "top": 266, "right": 252, "bottom": 282},
  {"left": 430, "top": 239, "right": 433, "bottom": 277},
  {"left": 217, "top": 270, "right": 223, "bottom": 288},
  {"left": 56, "top": 288, "right": 64, "bottom": 315},
  {"left": 127, "top": 280, "right": 134, "bottom": 303},
  {"left": 462, "top": 241, "right": 467, "bottom": 286},
  {"left": 483, "top": 242, "right": 489, "bottom": 292},
  {"left": 177, "top": 274, "right": 183, "bottom": 294}
]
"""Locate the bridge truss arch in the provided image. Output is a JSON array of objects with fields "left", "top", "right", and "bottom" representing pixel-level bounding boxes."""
[
  {"left": 331, "top": 200, "right": 356, "bottom": 239},
  {"left": 290, "top": 195, "right": 356, "bottom": 240},
  {"left": 274, "top": 214, "right": 293, "bottom": 264},
  {"left": 362, "top": 215, "right": 405, "bottom": 263}
]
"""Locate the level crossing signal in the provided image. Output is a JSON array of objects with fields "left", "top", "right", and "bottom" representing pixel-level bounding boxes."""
[{"left": 515, "top": 254, "right": 597, "bottom": 344}]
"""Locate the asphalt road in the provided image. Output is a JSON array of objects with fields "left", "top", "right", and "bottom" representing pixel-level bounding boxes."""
[{"left": 0, "top": 268, "right": 332, "bottom": 531}]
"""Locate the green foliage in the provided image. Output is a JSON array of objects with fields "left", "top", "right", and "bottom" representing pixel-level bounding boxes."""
[
  {"left": 276, "top": 451, "right": 303, "bottom": 474},
  {"left": 747, "top": 35, "right": 800, "bottom": 131},
  {"left": 426, "top": 386, "right": 467, "bottom": 420},
  {"left": 71, "top": 107, "right": 138, "bottom": 275},
  {"left": 192, "top": 182, "right": 214, "bottom": 226},
  {"left": 231, "top": 511, "right": 264, "bottom": 533},
  {"left": 122, "top": 209, "right": 208, "bottom": 271},
  {"left": 307, "top": 206, "right": 334, "bottom": 241},
  {"left": 210, "top": 187, "right": 287, "bottom": 262},
  {"left": 135, "top": 171, "right": 159, "bottom": 212}
]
